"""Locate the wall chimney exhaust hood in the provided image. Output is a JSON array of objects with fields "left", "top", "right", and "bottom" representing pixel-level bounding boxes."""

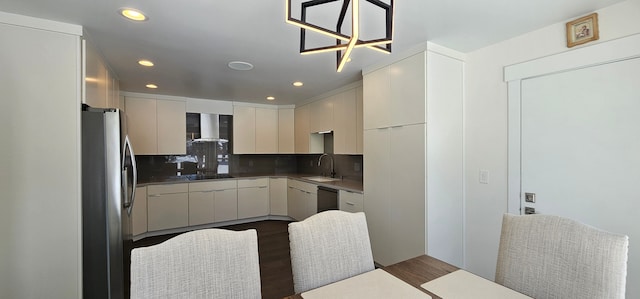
[{"left": 188, "top": 113, "right": 229, "bottom": 143}]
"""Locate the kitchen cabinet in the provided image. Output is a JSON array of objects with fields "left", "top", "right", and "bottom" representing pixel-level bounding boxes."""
[
  {"left": 83, "top": 38, "right": 120, "bottom": 109},
  {"left": 333, "top": 87, "right": 360, "bottom": 154},
  {"left": 287, "top": 179, "right": 317, "bottom": 221},
  {"left": 363, "top": 48, "right": 464, "bottom": 267},
  {"left": 1, "top": 17, "right": 84, "bottom": 298},
  {"left": 255, "top": 108, "right": 278, "bottom": 153},
  {"left": 269, "top": 178, "right": 288, "bottom": 216},
  {"left": 309, "top": 97, "right": 333, "bottom": 133},
  {"left": 338, "top": 190, "right": 364, "bottom": 213},
  {"left": 188, "top": 180, "right": 237, "bottom": 225},
  {"left": 125, "top": 96, "right": 186, "bottom": 155},
  {"left": 294, "top": 104, "right": 310, "bottom": 153},
  {"left": 278, "top": 108, "right": 295, "bottom": 153},
  {"left": 233, "top": 105, "right": 283, "bottom": 154},
  {"left": 214, "top": 187, "right": 238, "bottom": 223},
  {"left": 132, "top": 186, "right": 148, "bottom": 237},
  {"left": 237, "top": 178, "right": 270, "bottom": 219},
  {"left": 356, "top": 86, "right": 364, "bottom": 153},
  {"left": 147, "top": 183, "right": 189, "bottom": 231}
]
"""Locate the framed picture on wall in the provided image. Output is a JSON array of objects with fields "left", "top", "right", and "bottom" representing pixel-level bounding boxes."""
[{"left": 566, "top": 13, "right": 599, "bottom": 48}]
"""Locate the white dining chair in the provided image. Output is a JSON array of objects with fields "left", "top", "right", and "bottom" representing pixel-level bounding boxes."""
[
  {"left": 130, "top": 228, "right": 261, "bottom": 299},
  {"left": 288, "top": 210, "right": 375, "bottom": 293},
  {"left": 495, "top": 213, "right": 629, "bottom": 299}
]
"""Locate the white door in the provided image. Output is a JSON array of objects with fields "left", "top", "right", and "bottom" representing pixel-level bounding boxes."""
[{"left": 520, "top": 57, "right": 640, "bottom": 297}]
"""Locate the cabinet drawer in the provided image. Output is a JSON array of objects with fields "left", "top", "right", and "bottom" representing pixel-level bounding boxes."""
[
  {"left": 339, "top": 190, "right": 364, "bottom": 213},
  {"left": 189, "top": 180, "right": 237, "bottom": 192},
  {"left": 147, "top": 183, "right": 189, "bottom": 195},
  {"left": 237, "top": 178, "right": 269, "bottom": 188},
  {"left": 288, "top": 179, "right": 317, "bottom": 193}
]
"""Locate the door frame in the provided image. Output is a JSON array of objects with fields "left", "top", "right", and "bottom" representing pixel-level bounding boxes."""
[{"left": 504, "top": 33, "right": 640, "bottom": 214}]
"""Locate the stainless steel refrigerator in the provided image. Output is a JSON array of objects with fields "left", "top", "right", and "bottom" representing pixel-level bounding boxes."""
[{"left": 82, "top": 106, "right": 137, "bottom": 299}]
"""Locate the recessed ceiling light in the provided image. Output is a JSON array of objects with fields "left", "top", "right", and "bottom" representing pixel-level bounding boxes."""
[
  {"left": 119, "top": 8, "right": 148, "bottom": 21},
  {"left": 138, "top": 60, "right": 154, "bottom": 67},
  {"left": 228, "top": 61, "right": 254, "bottom": 71},
  {"left": 85, "top": 77, "right": 98, "bottom": 83},
  {"left": 146, "top": 84, "right": 158, "bottom": 89},
  {"left": 266, "top": 96, "right": 275, "bottom": 101},
  {"left": 293, "top": 81, "right": 303, "bottom": 87}
]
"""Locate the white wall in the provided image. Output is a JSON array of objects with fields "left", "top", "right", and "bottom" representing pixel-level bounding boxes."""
[{"left": 464, "top": 0, "right": 640, "bottom": 280}]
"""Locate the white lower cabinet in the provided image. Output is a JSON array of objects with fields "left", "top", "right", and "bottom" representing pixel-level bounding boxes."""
[
  {"left": 339, "top": 190, "right": 364, "bottom": 213},
  {"left": 269, "top": 178, "right": 288, "bottom": 216},
  {"left": 237, "top": 178, "right": 269, "bottom": 219},
  {"left": 189, "top": 180, "right": 238, "bottom": 225},
  {"left": 287, "top": 179, "right": 317, "bottom": 221},
  {"left": 132, "top": 186, "right": 147, "bottom": 236},
  {"left": 147, "top": 183, "right": 189, "bottom": 231}
]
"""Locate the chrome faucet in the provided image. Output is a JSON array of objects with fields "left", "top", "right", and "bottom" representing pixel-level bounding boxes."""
[{"left": 317, "top": 153, "right": 336, "bottom": 178}]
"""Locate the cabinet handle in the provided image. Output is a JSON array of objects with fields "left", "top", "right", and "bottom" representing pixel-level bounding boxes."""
[
  {"left": 258, "top": 186, "right": 268, "bottom": 189},
  {"left": 345, "top": 201, "right": 355, "bottom": 206}
]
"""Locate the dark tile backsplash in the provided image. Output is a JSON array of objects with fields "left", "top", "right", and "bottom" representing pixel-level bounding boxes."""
[{"left": 136, "top": 153, "right": 363, "bottom": 183}]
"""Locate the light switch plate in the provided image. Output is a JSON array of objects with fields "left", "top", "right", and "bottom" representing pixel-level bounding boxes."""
[
  {"left": 525, "top": 192, "right": 536, "bottom": 203},
  {"left": 479, "top": 169, "right": 489, "bottom": 184}
]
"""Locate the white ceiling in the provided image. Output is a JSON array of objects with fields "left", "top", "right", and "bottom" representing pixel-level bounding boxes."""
[{"left": 1, "top": 0, "right": 624, "bottom": 105}]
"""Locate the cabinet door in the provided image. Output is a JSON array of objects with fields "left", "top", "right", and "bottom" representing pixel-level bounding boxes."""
[
  {"left": 287, "top": 186, "right": 303, "bottom": 221},
  {"left": 389, "top": 123, "right": 426, "bottom": 263},
  {"left": 238, "top": 186, "right": 269, "bottom": 219},
  {"left": 147, "top": 192, "right": 188, "bottom": 231},
  {"left": 356, "top": 86, "right": 364, "bottom": 154},
  {"left": 255, "top": 108, "right": 278, "bottom": 153},
  {"left": 156, "top": 99, "right": 186, "bottom": 155},
  {"left": 302, "top": 190, "right": 318, "bottom": 220},
  {"left": 132, "top": 186, "right": 147, "bottom": 236},
  {"left": 294, "top": 104, "right": 310, "bottom": 153},
  {"left": 125, "top": 97, "right": 157, "bottom": 155},
  {"left": 390, "top": 52, "right": 426, "bottom": 126},
  {"left": 270, "top": 178, "right": 288, "bottom": 216},
  {"left": 83, "top": 39, "right": 108, "bottom": 108},
  {"left": 339, "top": 190, "right": 364, "bottom": 213},
  {"left": 233, "top": 106, "right": 256, "bottom": 154},
  {"left": 363, "top": 66, "right": 390, "bottom": 130},
  {"left": 188, "top": 191, "right": 215, "bottom": 226},
  {"left": 333, "top": 88, "right": 357, "bottom": 154},
  {"left": 214, "top": 188, "right": 238, "bottom": 222},
  {"left": 363, "top": 128, "right": 393, "bottom": 265},
  {"left": 278, "top": 108, "right": 295, "bottom": 154},
  {"left": 309, "top": 97, "right": 334, "bottom": 133}
]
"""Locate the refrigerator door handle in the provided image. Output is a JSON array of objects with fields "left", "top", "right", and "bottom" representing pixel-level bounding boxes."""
[{"left": 123, "top": 135, "right": 137, "bottom": 215}]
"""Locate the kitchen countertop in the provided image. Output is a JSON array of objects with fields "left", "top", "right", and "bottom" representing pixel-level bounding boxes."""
[{"left": 138, "top": 173, "right": 363, "bottom": 193}]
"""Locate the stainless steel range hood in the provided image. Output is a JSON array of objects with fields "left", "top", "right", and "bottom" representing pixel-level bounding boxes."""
[{"left": 191, "top": 113, "right": 228, "bottom": 143}]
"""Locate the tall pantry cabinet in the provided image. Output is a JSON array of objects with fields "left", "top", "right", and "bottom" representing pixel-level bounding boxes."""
[
  {"left": 1, "top": 12, "right": 83, "bottom": 298},
  {"left": 363, "top": 44, "right": 464, "bottom": 267}
]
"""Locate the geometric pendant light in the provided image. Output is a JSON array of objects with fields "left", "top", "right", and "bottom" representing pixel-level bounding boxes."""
[{"left": 285, "top": 0, "right": 395, "bottom": 72}]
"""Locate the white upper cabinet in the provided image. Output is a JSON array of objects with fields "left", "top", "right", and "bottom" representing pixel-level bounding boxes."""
[
  {"left": 234, "top": 105, "right": 291, "bottom": 154},
  {"left": 83, "top": 38, "right": 119, "bottom": 109},
  {"left": 309, "top": 97, "right": 333, "bottom": 133},
  {"left": 233, "top": 105, "right": 256, "bottom": 154},
  {"left": 255, "top": 108, "right": 278, "bottom": 154},
  {"left": 278, "top": 108, "right": 295, "bottom": 153},
  {"left": 363, "top": 66, "right": 391, "bottom": 130},
  {"left": 390, "top": 52, "right": 427, "bottom": 126},
  {"left": 333, "top": 88, "right": 358, "bottom": 154},
  {"left": 125, "top": 96, "right": 186, "bottom": 155},
  {"left": 295, "top": 104, "right": 310, "bottom": 153},
  {"left": 156, "top": 99, "right": 186, "bottom": 155}
]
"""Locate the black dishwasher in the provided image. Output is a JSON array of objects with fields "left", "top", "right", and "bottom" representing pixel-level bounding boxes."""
[{"left": 317, "top": 186, "right": 338, "bottom": 212}]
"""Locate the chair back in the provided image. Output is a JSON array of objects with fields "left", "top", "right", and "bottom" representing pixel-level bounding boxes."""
[
  {"left": 130, "top": 228, "right": 261, "bottom": 299},
  {"left": 288, "top": 210, "right": 375, "bottom": 293},
  {"left": 495, "top": 213, "right": 629, "bottom": 299}
]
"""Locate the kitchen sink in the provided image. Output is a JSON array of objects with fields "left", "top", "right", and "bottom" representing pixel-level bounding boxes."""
[{"left": 302, "top": 176, "right": 341, "bottom": 183}]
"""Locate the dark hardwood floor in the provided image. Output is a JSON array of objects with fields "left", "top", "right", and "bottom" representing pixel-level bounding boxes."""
[{"left": 131, "top": 220, "right": 295, "bottom": 299}]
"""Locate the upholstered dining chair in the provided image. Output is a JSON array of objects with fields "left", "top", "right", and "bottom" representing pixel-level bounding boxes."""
[
  {"left": 288, "top": 210, "right": 375, "bottom": 293},
  {"left": 495, "top": 213, "right": 629, "bottom": 299},
  {"left": 130, "top": 228, "right": 261, "bottom": 299}
]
